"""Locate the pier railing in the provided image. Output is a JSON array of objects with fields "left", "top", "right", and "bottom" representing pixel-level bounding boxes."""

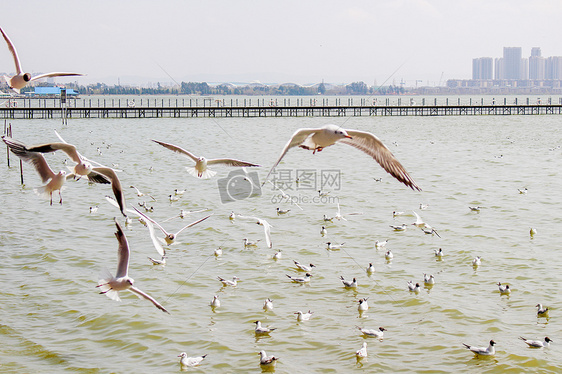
[{"left": 1, "top": 97, "right": 562, "bottom": 119}]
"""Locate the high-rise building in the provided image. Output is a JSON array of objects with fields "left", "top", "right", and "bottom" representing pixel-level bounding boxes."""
[
  {"left": 546, "top": 56, "right": 562, "bottom": 79},
  {"left": 529, "top": 47, "right": 546, "bottom": 80},
  {"left": 494, "top": 58, "right": 504, "bottom": 80},
  {"left": 503, "top": 47, "right": 522, "bottom": 80},
  {"left": 472, "top": 57, "right": 493, "bottom": 79}
]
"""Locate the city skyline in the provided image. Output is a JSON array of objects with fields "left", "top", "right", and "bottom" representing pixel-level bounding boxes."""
[{"left": 2, "top": 1, "right": 562, "bottom": 88}]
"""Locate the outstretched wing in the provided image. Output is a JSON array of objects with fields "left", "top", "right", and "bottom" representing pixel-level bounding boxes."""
[
  {"left": 340, "top": 130, "right": 421, "bottom": 191},
  {"left": 29, "top": 72, "right": 85, "bottom": 82},
  {"left": 2, "top": 136, "right": 56, "bottom": 182},
  {"left": 27, "top": 142, "right": 82, "bottom": 164},
  {"left": 129, "top": 286, "right": 169, "bottom": 314},
  {"left": 175, "top": 214, "right": 213, "bottom": 236},
  {"left": 152, "top": 139, "right": 198, "bottom": 162},
  {"left": 207, "top": 158, "right": 261, "bottom": 167},
  {"left": 92, "top": 167, "right": 127, "bottom": 217},
  {"left": 262, "top": 128, "right": 318, "bottom": 184},
  {"left": 114, "top": 219, "right": 130, "bottom": 278},
  {"left": 0, "top": 27, "right": 22, "bottom": 74}
]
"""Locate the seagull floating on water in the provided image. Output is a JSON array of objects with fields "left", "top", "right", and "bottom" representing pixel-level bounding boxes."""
[
  {"left": 262, "top": 124, "right": 421, "bottom": 190},
  {"left": 462, "top": 340, "right": 496, "bottom": 356},
  {"left": 263, "top": 298, "right": 274, "bottom": 312},
  {"left": 326, "top": 242, "right": 344, "bottom": 250},
  {"left": 258, "top": 350, "right": 279, "bottom": 368},
  {"left": 472, "top": 256, "right": 482, "bottom": 267},
  {"left": 407, "top": 281, "right": 421, "bottom": 293},
  {"left": 358, "top": 298, "right": 369, "bottom": 312},
  {"left": 385, "top": 250, "right": 394, "bottom": 261},
  {"left": 273, "top": 250, "right": 282, "bottom": 260},
  {"left": 294, "top": 260, "right": 315, "bottom": 272},
  {"left": 375, "top": 239, "right": 388, "bottom": 249},
  {"left": 243, "top": 238, "right": 261, "bottom": 247},
  {"left": 498, "top": 282, "right": 511, "bottom": 295},
  {"left": 295, "top": 310, "right": 314, "bottom": 321},
  {"left": 356, "top": 342, "right": 368, "bottom": 358},
  {"left": 0, "top": 26, "right": 84, "bottom": 93},
  {"left": 210, "top": 295, "right": 221, "bottom": 308},
  {"left": 236, "top": 214, "right": 273, "bottom": 248},
  {"left": 97, "top": 219, "right": 169, "bottom": 313},
  {"left": 423, "top": 274, "right": 435, "bottom": 285},
  {"left": 178, "top": 352, "right": 207, "bottom": 369},
  {"left": 320, "top": 226, "right": 327, "bottom": 237},
  {"left": 254, "top": 320, "right": 276, "bottom": 334},
  {"left": 357, "top": 326, "right": 386, "bottom": 339},
  {"left": 519, "top": 336, "right": 552, "bottom": 348},
  {"left": 147, "top": 253, "right": 167, "bottom": 266},
  {"left": 276, "top": 207, "right": 290, "bottom": 215},
  {"left": 434, "top": 248, "right": 444, "bottom": 259},
  {"left": 536, "top": 303, "right": 549, "bottom": 316},
  {"left": 340, "top": 276, "right": 358, "bottom": 288},
  {"left": 218, "top": 276, "right": 239, "bottom": 287},
  {"left": 152, "top": 139, "right": 260, "bottom": 179},
  {"left": 286, "top": 273, "right": 312, "bottom": 284},
  {"left": 390, "top": 224, "right": 407, "bottom": 231},
  {"left": 366, "top": 263, "right": 375, "bottom": 275}
]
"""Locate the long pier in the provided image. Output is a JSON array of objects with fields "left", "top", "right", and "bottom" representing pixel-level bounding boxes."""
[{"left": 2, "top": 104, "right": 562, "bottom": 119}]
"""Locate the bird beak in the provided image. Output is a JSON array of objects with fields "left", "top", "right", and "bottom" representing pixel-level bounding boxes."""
[{"left": 345, "top": 135, "right": 353, "bottom": 139}]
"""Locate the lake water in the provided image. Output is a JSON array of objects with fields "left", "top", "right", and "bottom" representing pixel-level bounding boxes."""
[{"left": 1, "top": 106, "right": 562, "bottom": 373}]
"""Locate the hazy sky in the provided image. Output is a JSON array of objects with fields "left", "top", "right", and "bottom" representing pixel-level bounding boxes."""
[{"left": 2, "top": 0, "right": 562, "bottom": 86}]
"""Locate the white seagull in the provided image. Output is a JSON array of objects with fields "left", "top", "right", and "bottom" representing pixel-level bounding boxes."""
[
  {"left": 463, "top": 340, "right": 496, "bottom": 356},
  {"left": 295, "top": 310, "right": 314, "bottom": 321},
  {"left": 326, "top": 242, "right": 344, "bottom": 250},
  {"left": 358, "top": 298, "right": 369, "bottom": 312},
  {"left": 293, "top": 260, "right": 315, "bottom": 272},
  {"left": 320, "top": 226, "right": 327, "bottom": 237},
  {"left": 218, "top": 276, "right": 239, "bottom": 287},
  {"left": 434, "top": 248, "right": 444, "bottom": 259},
  {"left": 375, "top": 239, "right": 388, "bottom": 249},
  {"left": 498, "top": 282, "right": 511, "bottom": 295},
  {"left": 333, "top": 202, "right": 363, "bottom": 221},
  {"left": 178, "top": 352, "right": 207, "bottom": 369},
  {"left": 472, "top": 256, "right": 482, "bottom": 267},
  {"left": 243, "top": 238, "right": 261, "bottom": 247},
  {"left": 262, "top": 124, "right": 421, "bottom": 190},
  {"left": 258, "top": 350, "right": 279, "bottom": 368},
  {"left": 356, "top": 342, "right": 368, "bottom": 358},
  {"left": 210, "top": 295, "right": 221, "bottom": 308},
  {"left": 254, "top": 320, "right": 276, "bottom": 335},
  {"left": 133, "top": 207, "right": 211, "bottom": 246},
  {"left": 536, "top": 303, "right": 549, "bottom": 316},
  {"left": 263, "top": 298, "right": 274, "bottom": 312},
  {"left": 276, "top": 207, "right": 291, "bottom": 215},
  {"left": 147, "top": 253, "right": 167, "bottom": 266},
  {"left": 272, "top": 250, "right": 282, "bottom": 260},
  {"left": 0, "top": 27, "right": 85, "bottom": 93},
  {"left": 357, "top": 326, "right": 386, "bottom": 339},
  {"left": 520, "top": 336, "right": 552, "bottom": 348},
  {"left": 286, "top": 273, "right": 312, "bottom": 284},
  {"left": 390, "top": 224, "right": 407, "bottom": 231},
  {"left": 366, "top": 263, "right": 375, "bottom": 275},
  {"left": 385, "top": 250, "right": 394, "bottom": 261},
  {"left": 340, "top": 276, "right": 358, "bottom": 288},
  {"left": 97, "top": 219, "right": 169, "bottom": 313},
  {"left": 424, "top": 274, "right": 435, "bottom": 285},
  {"left": 3, "top": 136, "right": 71, "bottom": 205},
  {"left": 152, "top": 139, "right": 260, "bottom": 179},
  {"left": 407, "top": 281, "right": 421, "bottom": 293},
  {"left": 236, "top": 214, "right": 273, "bottom": 248}
]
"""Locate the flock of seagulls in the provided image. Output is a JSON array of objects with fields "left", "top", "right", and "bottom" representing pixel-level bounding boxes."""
[{"left": 1, "top": 29, "right": 555, "bottom": 366}]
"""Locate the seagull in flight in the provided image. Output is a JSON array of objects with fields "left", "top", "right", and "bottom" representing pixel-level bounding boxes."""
[
  {"left": 0, "top": 27, "right": 85, "bottom": 93},
  {"left": 152, "top": 139, "right": 260, "bottom": 179},
  {"left": 333, "top": 202, "right": 363, "bottom": 221},
  {"left": 236, "top": 214, "right": 273, "bottom": 248},
  {"left": 133, "top": 207, "right": 211, "bottom": 246},
  {"left": 262, "top": 124, "right": 421, "bottom": 191},
  {"left": 97, "top": 219, "right": 169, "bottom": 313},
  {"left": 3, "top": 136, "right": 72, "bottom": 205}
]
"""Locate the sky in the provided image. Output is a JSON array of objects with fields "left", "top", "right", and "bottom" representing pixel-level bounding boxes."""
[{"left": 2, "top": 0, "right": 562, "bottom": 87}]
